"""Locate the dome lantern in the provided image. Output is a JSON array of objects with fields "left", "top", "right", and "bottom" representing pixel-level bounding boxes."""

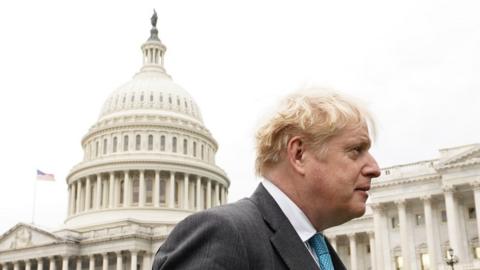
[{"left": 141, "top": 9, "right": 167, "bottom": 73}]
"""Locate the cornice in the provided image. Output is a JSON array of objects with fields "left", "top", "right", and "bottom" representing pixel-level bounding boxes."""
[
  {"left": 435, "top": 158, "right": 480, "bottom": 171},
  {"left": 372, "top": 174, "right": 441, "bottom": 188}
]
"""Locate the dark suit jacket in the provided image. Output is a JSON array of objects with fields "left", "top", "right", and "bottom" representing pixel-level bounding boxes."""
[{"left": 152, "top": 184, "right": 346, "bottom": 270}]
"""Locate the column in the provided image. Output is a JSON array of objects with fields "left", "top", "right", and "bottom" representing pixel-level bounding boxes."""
[
  {"left": 61, "top": 257, "right": 68, "bottom": 270},
  {"left": 139, "top": 170, "right": 145, "bottom": 207},
  {"left": 49, "top": 257, "right": 56, "bottom": 270},
  {"left": 472, "top": 182, "right": 480, "bottom": 250},
  {"left": 168, "top": 172, "right": 175, "bottom": 208},
  {"left": 368, "top": 232, "right": 376, "bottom": 270},
  {"left": 76, "top": 180, "right": 81, "bottom": 213},
  {"left": 88, "top": 255, "right": 94, "bottom": 270},
  {"left": 95, "top": 175, "right": 102, "bottom": 209},
  {"left": 214, "top": 182, "right": 220, "bottom": 206},
  {"left": 153, "top": 170, "right": 160, "bottom": 207},
  {"left": 13, "top": 262, "right": 19, "bottom": 270},
  {"left": 348, "top": 233, "right": 357, "bottom": 270},
  {"left": 26, "top": 260, "right": 31, "bottom": 270},
  {"left": 116, "top": 252, "right": 123, "bottom": 270},
  {"left": 38, "top": 258, "right": 44, "bottom": 270},
  {"left": 142, "top": 252, "right": 151, "bottom": 270},
  {"left": 395, "top": 199, "right": 410, "bottom": 270},
  {"left": 109, "top": 173, "right": 115, "bottom": 208},
  {"left": 115, "top": 175, "right": 121, "bottom": 207},
  {"left": 85, "top": 176, "right": 91, "bottom": 210},
  {"left": 196, "top": 176, "right": 201, "bottom": 211},
  {"left": 102, "top": 254, "right": 108, "bottom": 270},
  {"left": 183, "top": 174, "right": 189, "bottom": 209},
  {"left": 329, "top": 235, "right": 337, "bottom": 251},
  {"left": 75, "top": 257, "right": 81, "bottom": 270},
  {"left": 130, "top": 251, "right": 137, "bottom": 270},
  {"left": 220, "top": 186, "right": 225, "bottom": 205},
  {"left": 206, "top": 180, "right": 212, "bottom": 208},
  {"left": 124, "top": 171, "right": 130, "bottom": 207},
  {"left": 421, "top": 196, "right": 437, "bottom": 270},
  {"left": 443, "top": 185, "right": 464, "bottom": 261},
  {"left": 67, "top": 185, "right": 72, "bottom": 215},
  {"left": 371, "top": 203, "right": 387, "bottom": 270}
]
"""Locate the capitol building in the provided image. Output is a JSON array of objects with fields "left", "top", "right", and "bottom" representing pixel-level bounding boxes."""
[
  {"left": 1, "top": 13, "right": 480, "bottom": 270},
  {"left": 0, "top": 12, "right": 229, "bottom": 270}
]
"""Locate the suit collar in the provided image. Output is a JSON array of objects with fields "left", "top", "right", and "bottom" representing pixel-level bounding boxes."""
[{"left": 250, "top": 184, "right": 320, "bottom": 269}]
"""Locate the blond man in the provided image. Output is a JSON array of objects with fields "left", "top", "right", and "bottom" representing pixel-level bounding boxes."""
[{"left": 153, "top": 88, "right": 381, "bottom": 270}]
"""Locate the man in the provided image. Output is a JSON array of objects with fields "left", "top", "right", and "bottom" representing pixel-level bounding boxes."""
[{"left": 153, "top": 87, "right": 381, "bottom": 269}]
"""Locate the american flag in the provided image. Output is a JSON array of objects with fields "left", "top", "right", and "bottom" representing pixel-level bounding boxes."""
[{"left": 36, "top": 170, "right": 55, "bottom": 181}]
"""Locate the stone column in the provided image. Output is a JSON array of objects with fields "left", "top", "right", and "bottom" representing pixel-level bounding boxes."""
[
  {"left": 472, "top": 181, "right": 480, "bottom": 251},
  {"left": 76, "top": 180, "right": 82, "bottom": 213},
  {"left": 421, "top": 195, "right": 437, "bottom": 270},
  {"left": 109, "top": 173, "right": 115, "bottom": 208},
  {"left": 183, "top": 174, "right": 189, "bottom": 209},
  {"left": 214, "top": 182, "right": 220, "bottom": 206},
  {"left": 206, "top": 179, "right": 212, "bottom": 208},
  {"left": 116, "top": 252, "right": 123, "bottom": 270},
  {"left": 13, "top": 261, "right": 19, "bottom": 270},
  {"left": 154, "top": 170, "right": 160, "bottom": 207},
  {"left": 38, "top": 258, "right": 44, "bottom": 270},
  {"left": 62, "top": 257, "right": 68, "bottom": 270},
  {"left": 168, "top": 172, "right": 175, "bottom": 208},
  {"left": 26, "top": 260, "right": 31, "bottom": 270},
  {"left": 196, "top": 176, "right": 201, "bottom": 211},
  {"left": 142, "top": 252, "right": 151, "bottom": 270},
  {"left": 102, "top": 254, "right": 108, "bottom": 270},
  {"left": 329, "top": 235, "right": 337, "bottom": 251},
  {"left": 220, "top": 186, "right": 225, "bottom": 205},
  {"left": 85, "top": 176, "right": 91, "bottom": 211},
  {"left": 130, "top": 251, "right": 138, "bottom": 270},
  {"left": 371, "top": 203, "right": 390, "bottom": 270},
  {"left": 95, "top": 174, "right": 102, "bottom": 209},
  {"left": 395, "top": 199, "right": 410, "bottom": 270},
  {"left": 75, "top": 257, "right": 81, "bottom": 270},
  {"left": 49, "top": 257, "right": 56, "bottom": 270},
  {"left": 115, "top": 175, "right": 121, "bottom": 207},
  {"left": 139, "top": 170, "right": 145, "bottom": 207},
  {"left": 67, "top": 185, "right": 72, "bottom": 216},
  {"left": 348, "top": 233, "right": 357, "bottom": 270},
  {"left": 368, "top": 232, "right": 376, "bottom": 270},
  {"left": 444, "top": 185, "right": 463, "bottom": 261},
  {"left": 88, "top": 255, "right": 94, "bottom": 270},
  {"left": 124, "top": 171, "right": 130, "bottom": 207}
]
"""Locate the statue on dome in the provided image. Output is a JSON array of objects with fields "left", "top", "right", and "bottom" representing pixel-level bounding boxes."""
[{"left": 151, "top": 9, "right": 158, "bottom": 28}]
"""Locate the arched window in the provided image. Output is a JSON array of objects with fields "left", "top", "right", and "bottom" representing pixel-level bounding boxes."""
[
  {"left": 159, "top": 178, "right": 166, "bottom": 205},
  {"left": 201, "top": 144, "right": 205, "bottom": 160},
  {"left": 95, "top": 141, "right": 99, "bottom": 157},
  {"left": 123, "top": 135, "right": 129, "bottom": 151},
  {"left": 193, "top": 142, "right": 197, "bottom": 157},
  {"left": 148, "top": 135, "right": 153, "bottom": 151},
  {"left": 132, "top": 175, "right": 139, "bottom": 204},
  {"left": 113, "top": 137, "right": 118, "bottom": 153},
  {"left": 136, "top": 135, "right": 141, "bottom": 151},
  {"left": 172, "top": 137, "right": 177, "bottom": 153},
  {"left": 183, "top": 139, "right": 188, "bottom": 155},
  {"left": 146, "top": 174, "right": 153, "bottom": 204},
  {"left": 160, "top": 135, "right": 165, "bottom": 151},
  {"left": 119, "top": 179, "right": 124, "bottom": 204},
  {"left": 103, "top": 138, "right": 107, "bottom": 155}
]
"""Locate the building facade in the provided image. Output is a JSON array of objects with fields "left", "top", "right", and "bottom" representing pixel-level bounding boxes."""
[
  {"left": 325, "top": 143, "right": 480, "bottom": 270},
  {"left": 0, "top": 14, "right": 229, "bottom": 270}
]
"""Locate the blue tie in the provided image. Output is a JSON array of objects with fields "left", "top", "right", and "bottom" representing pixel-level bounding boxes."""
[{"left": 308, "top": 233, "right": 334, "bottom": 270}]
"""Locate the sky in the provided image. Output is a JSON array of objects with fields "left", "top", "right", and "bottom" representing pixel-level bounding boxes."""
[{"left": 1, "top": 0, "right": 480, "bottom": 234}]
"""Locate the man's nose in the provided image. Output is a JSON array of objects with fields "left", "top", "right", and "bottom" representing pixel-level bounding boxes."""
[{"left": 364, "top": 153, "right": 381, "bottom": 178}]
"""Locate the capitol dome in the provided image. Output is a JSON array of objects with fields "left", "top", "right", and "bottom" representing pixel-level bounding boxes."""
[{"left": 64, "top": 12, "right": 229, "bottom": 230}]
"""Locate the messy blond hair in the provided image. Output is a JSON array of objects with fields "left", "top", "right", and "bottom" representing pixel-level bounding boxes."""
[{"left": 255, "top": 87, "right": 375, "bottom": 176}]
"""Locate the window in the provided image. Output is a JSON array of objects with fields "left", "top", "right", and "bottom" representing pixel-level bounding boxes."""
[
  {"left": 124, "top": 135, "right": 129, "bottom": 151},
  {"left": 113, "top": 137, "right": 118, "bottom": 153},
  {"left": 95, "top": 141, "right": 99, "bottom": 157},
  {"left": 103, "top": 138, "right": 107, "bottom": 154},
  {"left": 136, "top": 135, "right": 141, "bottom": 151},
  {"left": 183, "top": 139, "right": 188, "bottom": 155},
  {"left": 441, "top": 210, "right": 447, "bottom": 222},
  {"left": 132, "top": 177, "right": 139, "bottom": 204},
  {"left": 201, "top": 145, "right": 204, "bottom": 160},
  {"left": 119, "top": 180, "right": 124, "bottom": 204},
  {"left": 146, "top": 176, "right": 153, "bottom": 203},
  {"left": 395, "top": 256, "right": 403, "bottom": 270},
  {"left": 172, "top": 137, "right": 177, "bottom": 153},
  {"left": 159, "top": 179, "right": 166, "bottom": 205},
  {"left": 193, "top": 142, "right": 197, "bottom": 157},
  {"left": 469, "top": 207, "right": 476, "bottom": 219},
  {"left": 391, "top": 217, "right": 399, "bottom": 229},
  {"left": 160, "top": 135, "right": 165, "bottom": 151},
  {"left": 148, "top": 135, "right": 153, "bottom": 151},
  {"left": 415, "top": 214, "right": 425, "bottom": 226},
  {"left": 420, "top": 253, "right": 429, "bottom": 270}
]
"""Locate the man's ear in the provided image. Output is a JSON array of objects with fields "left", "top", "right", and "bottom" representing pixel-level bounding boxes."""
[{"left": 286, "top": 136, "right": 307, "bottom": 175}]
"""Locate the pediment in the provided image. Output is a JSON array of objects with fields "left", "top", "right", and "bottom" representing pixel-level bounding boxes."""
[
  {"left": 0, "top": 223, "right": 63, "bottom": 252},
  {"left": 437, "top": 144, "right": 480, "bottom": 168}
]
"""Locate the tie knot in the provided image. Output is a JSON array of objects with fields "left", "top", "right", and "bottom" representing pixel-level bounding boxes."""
[{"left": 308, "top": 233, "right": 329, "bottom": 255}]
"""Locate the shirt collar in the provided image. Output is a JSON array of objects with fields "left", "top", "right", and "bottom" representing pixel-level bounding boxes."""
[{"left": 261, "top": 179, "right": 317, "bottom": 242}]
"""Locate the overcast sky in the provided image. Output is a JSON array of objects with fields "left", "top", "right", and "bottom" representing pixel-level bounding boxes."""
[{"left": 1, "top": 0, "right": 479, "bottom": 234}]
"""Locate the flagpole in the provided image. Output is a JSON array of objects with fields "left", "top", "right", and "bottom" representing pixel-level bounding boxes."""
[{"left": 32, "top": 174, "right": 37, "bottom": 224}]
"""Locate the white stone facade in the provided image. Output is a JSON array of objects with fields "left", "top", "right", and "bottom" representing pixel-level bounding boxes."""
[
  {"left": 325, "top": 143, "right": 480, "bottom": 270},
  {"left": 0, "top": 16, "right": 229, "bottom": 270}
]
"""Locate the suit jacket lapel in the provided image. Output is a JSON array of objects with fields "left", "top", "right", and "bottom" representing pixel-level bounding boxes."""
[{"left": 250, "top": 184, "right": 320, "bottom": 270}]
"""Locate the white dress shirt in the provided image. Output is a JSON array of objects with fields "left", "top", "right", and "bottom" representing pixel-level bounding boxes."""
[{"left": 261, "top": 179, "right": 321, "bottom": 265}]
